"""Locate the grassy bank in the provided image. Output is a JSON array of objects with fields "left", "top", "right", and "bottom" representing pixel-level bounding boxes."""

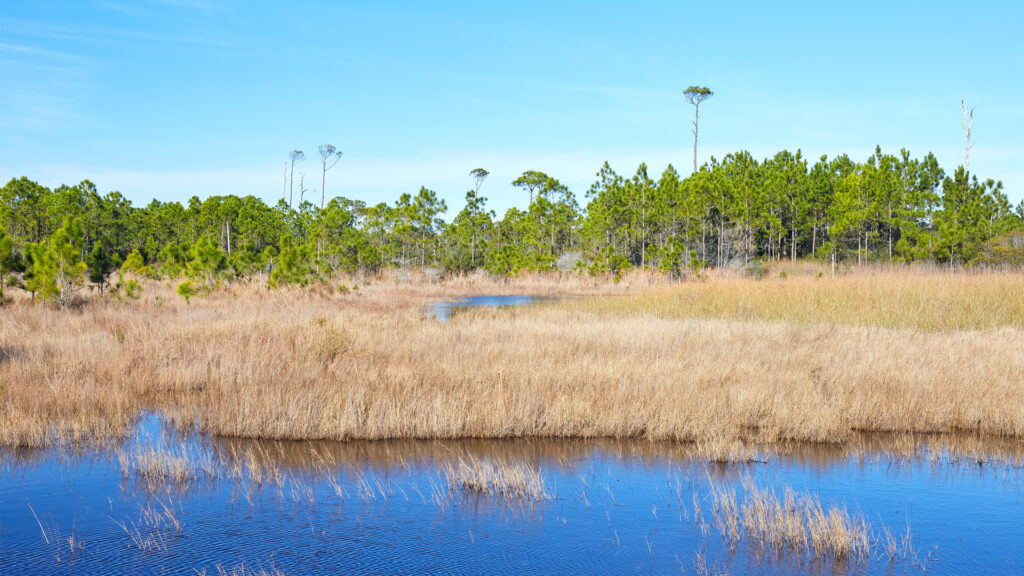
[{"left": 1, "top": 268, "right": 1022, "bottom": 448}]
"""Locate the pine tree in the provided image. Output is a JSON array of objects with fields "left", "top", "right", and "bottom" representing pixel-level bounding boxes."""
[
  {"left": 0, "top": 230, "right": 11, "bottom": 302},
  {"left": 25, "top": 217, "right": 87, "bottom": 310},
  {"left": 269, "top": 237, "right": 317, "bottom": 287},
  {"left": 86, "top": 243, "right": 117, "bottom": 294}
]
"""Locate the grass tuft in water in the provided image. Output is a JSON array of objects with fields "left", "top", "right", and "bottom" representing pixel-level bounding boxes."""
[
  {"left": 443, "top": 455, "right": 549, "bottom": 501},
  {"left": 117, "top": 445, "right": 216, "bottom": 491},
  {"left": 707, "top": 476, "right": 877, "bottom": 562}
]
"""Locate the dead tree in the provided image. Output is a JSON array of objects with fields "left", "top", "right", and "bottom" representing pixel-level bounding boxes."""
[
  {"left": 962, "top": 99, "right": 975, "bottom": 173},
  {"left": 289, "top": 150, "right": 305, "bottom": 208},
  {"left": 318, "top": 144, "right": 343, "bottom": 209}
]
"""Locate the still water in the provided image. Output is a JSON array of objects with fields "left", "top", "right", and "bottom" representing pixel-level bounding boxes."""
[
  {"left": 2, "top": 412, "right": 1022, "bottom": 575},
  {"left": 426, "top": 295, "right": 552, "bottom": 322}
]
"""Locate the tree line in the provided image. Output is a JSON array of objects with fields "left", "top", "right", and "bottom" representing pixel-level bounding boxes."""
[{"left": 2, "top": 147, "right": 1022, "bottom": 307}]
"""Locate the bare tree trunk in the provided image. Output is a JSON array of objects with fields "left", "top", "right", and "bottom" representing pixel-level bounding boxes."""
[
  {"left": 692, "top": 105, "right": 700, "bottom": 173},
  {"left": 962, "top": 99, "right": 974, "bottom": 173},
  {"left": 700, "top": 217, "right": 706, "bottom": 264},
  {"left": 289, "top": 160, "right": 295, "bottom": 208},
  {"left": 887, "top": 202, "right": 893, "bottom": 263},
  {"left": 719, "top": 222, "right": 725, "bottom": 268},
  {"left": 744, "top": 203, "right": 751, "bottom": 265},
  {"left": 641, "top": 187, "right": 647, "bottom": 268}
]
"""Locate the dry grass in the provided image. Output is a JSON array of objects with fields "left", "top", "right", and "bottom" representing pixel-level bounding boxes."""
[
  {"left": 708, "top": 477, "right": 873, "bottom": 561},
  {"left": 1, "top": 269, "right": 1022, "bottom": 449},
  {"left": 112, "top": 498, "right": 183, "bottom": 552},
  {"left": 881, "top": 523, "right": 915, "bottom": 563},
  {"left": 692, "top": 436, "right": 767, "bottom": 464},
  {"left": 442, "top": 455, "right": 548, "bottom": 500},
  {"left": 574, "top": 267, "right": 1024, "bottom": 331},
  {"left": 117, "top": 445, "right": 216, "bottom": 491}
]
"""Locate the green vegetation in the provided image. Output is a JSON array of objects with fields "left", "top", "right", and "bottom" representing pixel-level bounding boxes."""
[
  {"left": 1, "top": 150, "right": 1021, "bottom": 305},
  {"left": 24, "top": 217, "right": 88, "bottom": 310}
]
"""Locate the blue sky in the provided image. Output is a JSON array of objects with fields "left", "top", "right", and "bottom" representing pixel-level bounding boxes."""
[{"left": 2, "top": 0, "right": 1022, "bottom": 215}]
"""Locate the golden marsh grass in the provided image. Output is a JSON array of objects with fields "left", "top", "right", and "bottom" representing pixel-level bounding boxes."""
[
  {"left": 708, "top": 477, "right": 874, "bottom": 561},
  {"left": 442, "top": 455, "right": 548, "bottom": 500},
  {"left": 1, "top": 268, "right": 1022, "bottom": 448},
  {"left": 574, "top": 267, "right": 1024, "bottom": 331},
  {"left": 117, "top": 445, "right": 216, "bottom": 491}
]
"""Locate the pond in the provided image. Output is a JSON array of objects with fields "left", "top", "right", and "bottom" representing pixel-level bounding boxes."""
[
  {"left": 426, "top": 295, "right": 553, "bottom": 322},
  {"left": 2, "top": 413, "right": 1022, "bottom": 574}
]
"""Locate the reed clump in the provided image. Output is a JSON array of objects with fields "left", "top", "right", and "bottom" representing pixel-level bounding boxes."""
[
  {"left": 117, "top": 445, "right": 216, "bottom": 490},
  {"left": 708, "top": 478, "right": 874, "bottom": 561},
  {"left": 443, "top": 455, "right": 549, "bottom": 501}
]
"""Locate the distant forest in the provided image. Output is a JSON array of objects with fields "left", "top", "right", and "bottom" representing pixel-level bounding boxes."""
[{"left": 3, "top": 147, "right": 1023, "bottom": 306}]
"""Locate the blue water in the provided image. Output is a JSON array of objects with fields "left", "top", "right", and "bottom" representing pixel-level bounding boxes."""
[
  {"left": 426, "top": 295, "right": 551, "bottom": 322},
  {"left": 2, "top": 416, "right": 1022, "bottom": 575}
]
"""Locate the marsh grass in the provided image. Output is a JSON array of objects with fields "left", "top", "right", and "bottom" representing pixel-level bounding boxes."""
[
  {"left": 574, "top": 267, "right": 1024, "bottom": 331},
  {"left": 117, "top": 445, "right": 216, "bottom": 491},
  {"left": 113, "top": 496, "right": 185, "bottom": 551},
  {"left": 443, "top": 455, "right": 549, "bottom": 501},
  {"left": 113, "top": 512, "right": 170, "bottom": 552},
  {"left": 26, "top": 502, "right": 82, "bottom": 563},
  {"left": 708, "top": 477, "right": 875, "bottom": 562},
  {"left": 1, "top": 269, "right": 1022, "bottom": 450},
  {"left": 140, "top": 497, "right": 183, "bottom": 533},
  {"left": 692, "top": 437, "right": 767, "bottom": 464},
  {"left": 881, "top": 523, "right": 915, "bottom": 563}
]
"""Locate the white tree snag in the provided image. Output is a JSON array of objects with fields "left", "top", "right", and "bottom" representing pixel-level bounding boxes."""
[{"left": 962, "top": 99, "right": 975, "bottom": 173}]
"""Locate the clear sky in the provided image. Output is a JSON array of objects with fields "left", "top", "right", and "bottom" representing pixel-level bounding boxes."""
[{"left": 2, "top": 0, "right": 1022, "bottom": 215}]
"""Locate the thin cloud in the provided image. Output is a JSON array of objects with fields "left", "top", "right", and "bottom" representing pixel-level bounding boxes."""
[
  {"left": 4, "top": 14, "right": 245, "bottom": 51},
  {"left": 0, "top": 38, "right": 93, "bottom": 132},
  {"left": 0, "top": 42, "right": 92, "bottom": 64}
]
